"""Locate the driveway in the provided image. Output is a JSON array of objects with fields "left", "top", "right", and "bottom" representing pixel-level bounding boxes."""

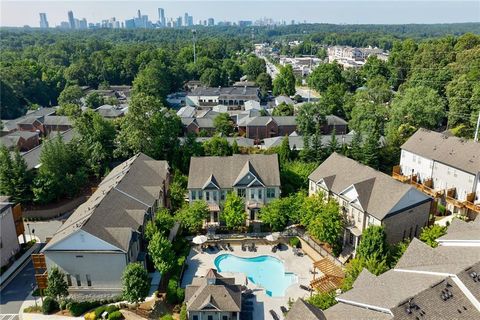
[{"left": 0, "top": 260, "right": 35, "bottom": 315}]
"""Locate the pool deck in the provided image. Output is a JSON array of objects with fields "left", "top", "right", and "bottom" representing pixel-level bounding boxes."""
[{"left": 182, "top": 243, "right": 319, "bottom": 320}]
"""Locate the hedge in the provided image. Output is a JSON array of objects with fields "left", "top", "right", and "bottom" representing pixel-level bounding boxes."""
[
  {"left": 108, "top": 311, "right": 123, "bottom": 320},
  {"left": 42, "top": 296, "right": 59, "bottom": 315},
  {"left": 67, "top": 301, "right": 102, "bottom": 317}
]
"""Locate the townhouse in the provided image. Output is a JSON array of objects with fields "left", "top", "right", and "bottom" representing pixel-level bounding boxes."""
[
  {"left": 187, "top": 154, "right": 280, "bottom": 226},
  {"left": 308, "top": 153, "right": 433, "bottom": 258},
  {"left": 0, "top": 196, "right": 21, "bottom": 268},
  {"left": 322, "top": 219, "right": 480, "bottom": 319},
  {"left": 395, "top": 128, "right": 480, "bottom": 217},
  {"left": 41, "top": 153, "right": 170, "bottom": 293},
  {"left": 186, "top": 86, "right": 260, "bottom": 110},
  {"left": 0, "top": 131, "right": 39, "bottom": 152},
  {"left": 185, "top": 269, "right": 242, "bottom": 320}
]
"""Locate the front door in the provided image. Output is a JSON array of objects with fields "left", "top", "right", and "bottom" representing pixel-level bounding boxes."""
[
  {"left": 213, "top": 211, "right": 218, "bottom": 223},
  {"left": 249, "top": 209, "right": 257, "bottom": 221}
]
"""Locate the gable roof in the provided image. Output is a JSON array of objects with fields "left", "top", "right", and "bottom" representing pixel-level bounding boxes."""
[
  {"left": 436, "top": 218, "right": 480, "bottom": 243},
  {"left": 2, "top": 107, "right": 56, "bottom": 132},
  {"left": 285, "top": 299, "right": 326, "bottom": 320},
  {"left": 43, "top": 116, "right": 72, "bottom": 127},
  {"left": 185, "top": 269, "right": 241, "bottom": 312},
  {"left": 308, "top": 153, "right": 431, "bottom": 220},
  {"left": 401, "top": 128, "right": 480, "bottom": 174},
  {"left": 188, "top": 154, "right": 280, "bottom": 189},
  {"left": 43, "top": 153, "right": 169, "bottom": 252}
]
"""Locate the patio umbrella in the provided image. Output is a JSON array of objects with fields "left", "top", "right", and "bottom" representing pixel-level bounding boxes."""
[
  {"left": 266, "top": 233, "right": 279, "bottom": 242},
  {"left": 192, "top": 235, "right": 208, "bottom": 245}
]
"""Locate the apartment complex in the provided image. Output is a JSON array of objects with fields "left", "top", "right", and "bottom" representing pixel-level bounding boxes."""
[
  {"left": 395, "top": 129, "right": 480, "bottom": 217},
  {"left": 309, "top": 153, "right": 432, "bottom": 258},
  {"left": 187, "top": 154, "right": 280, "bottom": 225},
  {"left": 0, "top": 197, "right": 21, "bottom": 268},
  {"left": 41, "top": 153, "right": 170, "bottom": 293},
  {"left": 186, "top": 86, "right": 260, "bottom": 110}
]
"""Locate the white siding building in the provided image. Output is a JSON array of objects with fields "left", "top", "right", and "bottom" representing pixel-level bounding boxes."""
[
  {"left": 0, "top": 197, "right": 20, "bottom": 268},
  {"left": 399, "top": 129, "right": 480, "bottom": 217}
]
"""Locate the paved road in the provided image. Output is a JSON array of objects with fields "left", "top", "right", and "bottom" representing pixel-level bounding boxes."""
[{"left": 0, "top": 260, "right": 35, "bottom": 315}]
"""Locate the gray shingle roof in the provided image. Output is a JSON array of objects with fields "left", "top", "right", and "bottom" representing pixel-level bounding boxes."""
[
  {"left": 308, "top": 153, "right": 431, "bottom": 220},
  {"left": 401, "top": 128, "right": 480, "bottom": 174},
  {"left": 177, "top": 106, "right": 196, "bottom": 118},
  {"left": 43, "top": 116, "right": 72, "bottom": 126},
  {"left": 185, "top": 269, "right": 242, "bottom": 312},
  {"left": 2, "top": 107, "right": 56, "bottom": 132},
  {"left": 285, "top": 299, "right": 326, "bottom": 320},
  {"left": 325, "top": 115, "right": 348, "bottom": 126},
  {"left": 395, "top": 238, "right": 480, "bottom": 275},
  {"left": 437, "top": 218, "right": 480, "bottom": 242},
  {"left": 43, "top": 153, "right": 169, "bottom": 252},
  {"left": 323, "top": 302, "right": 392, "bottom": 320},
  {"left": 189, "top": 86, "right": 259, "bottom": 98},
  {"left": 188, "top": 154, "right": 280, "bottom": 189}
]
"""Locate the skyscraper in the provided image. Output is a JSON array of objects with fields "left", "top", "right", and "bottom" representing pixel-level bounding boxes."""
[
  {"left": 207, "top": 18, "right": 215, "bottom": 26},
  {"left": 158, "top": 8, "right": 166, "bottom": 27},
  {"left": 184, "top": 13, "right": 189, "bottom": 27},
  {"left": 68, "top": 11, "right": 75, "bottom": 29},
  {"left": 39, "top": 13, "right": 49, "bottom": 28}
]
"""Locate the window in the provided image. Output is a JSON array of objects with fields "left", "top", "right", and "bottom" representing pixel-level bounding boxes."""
[
  {"left": 221, "top": 191, "right": 226, "bottom": 201},
  {"left": 267, "top": 188, "right": 276, "bottom": 198},
  {"left": 237, "top": 188, "right": 246, "bottom": 197},
  {"left": 213, "top": 191, "right": 217, "bottom": 201},
  {"left": 191, "top": 191, "right": 196, "bottom": 201},
  {"left": 258, "top": 189, "right": 263, "bottom": 199},
  {"left": 208, "top": 316, "right": 213, "bottom": 320},
  {"left": 453, "top": 170, "right": 458, "bottom": 177},
  {"left": 206, "top": 191, "right": 210, "bottom": 201},
  {"left": 198, "top": 191, "right": 203, "bottom": 200},
  {"left": 66, "top": 274, "right": 72, "bottom": 286},
  {"left": 250, "top": 189, "right": 255, "bottom": 199},
  {"left": 193, "top": 316, "right": 199, "bottom": 320},
  {"left": 223, "top": 316, "right": 228, "bottom": 320},
  {"left": 86, "top": 274, "right": 92, "bottom": 287},
  {"left": 357, "top": 211, "right": 361, "bottom": 222},
  {"left": 75, "top": 255, "right": 83, "bottom": 258},
  {"left": 75, "top": 274, "right": 81, "bottom": 286}
]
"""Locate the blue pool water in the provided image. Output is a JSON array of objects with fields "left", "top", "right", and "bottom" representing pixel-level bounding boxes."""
[{"left": 214, "top": 254, "right": 297, "bottom": 297}]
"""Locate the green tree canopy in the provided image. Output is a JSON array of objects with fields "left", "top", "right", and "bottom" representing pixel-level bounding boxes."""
[
  {"left": 45, "top": 266, "right": 69, "bottom": 300},
  {"left": 273, "top": 65, "right": 296, "bottom": 97},
  {"left": 84, "top": 92, "right": 104, "bottom": 109},
  {"left": 272, "top": 102, "right": 294, "bottom": 116},
  {"left": 122, "top": 262, "right": 150, "bottom": 304},
  {"left": 243, "top": 56, "right": 266, "bottom": 81},
  {"left": 419, "top": 224, "right": 447, "bottom": 248},
  {"left": 356, "top": 226, "right": 389, "bottom": 260},
  {"left": 221, "top": 192, "right": 246, "bottom": 229},
  {"left": 133, "top": 60, "right": 172, "bottom": 101},
  {"left": 176, "top": 201, "right": 209, "bottom": 233},
  {"left": 213, "top": 113, "right": 234, "bottom": 136},
  {"left": 203, "top": 136, "right": 232, "bottom": 156},
  {"left": 307, "top": 62, "right": 344, "bottom": 93},
  {"left": 256, "top": 72, "right": 272, "bottom": 97},
  {"left": 0, "top": 146, "right": 31, "bottom": 203},
  {"left": 58, "top": 85, "right": 83, "bottom": 106},
  {"left": 148, "top": 232, "right": 176, "bottom": 274}
]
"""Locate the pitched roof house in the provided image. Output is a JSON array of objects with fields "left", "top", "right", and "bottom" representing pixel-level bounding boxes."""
[
  {"left": 308, "top": 153, "right": 432, "bottom": 260},
  {"left": 285, "top": 299, "right": 326, "bottom": 320},
  {"left": 42, "top": 153, "right": 170, "bottom": 293},
  {"left": 398, "top": 128, "right": 480, "bottom": 217},
  {"left": 185, "top": 269, "right": 242, "bottom": 320},
  {"left": 188, "top": 154, "right": 280, "bottom": 226}
]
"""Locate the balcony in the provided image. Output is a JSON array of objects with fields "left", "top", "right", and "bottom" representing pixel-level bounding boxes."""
[
  {"left": 391, "top": 166, "right": 443, "bottom": 198},
  {"left": 391, "top": 165, "right": 411, "bottom": 183},
  {"left": 446, "top": 188, "right": 465, "bottom": 209},
  {"left": 464, "top": 192, "right": 480, "bottom": 214}
]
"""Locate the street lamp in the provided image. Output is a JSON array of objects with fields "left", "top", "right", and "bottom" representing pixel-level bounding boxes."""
[{"left": 27, "top": 223, "right": 31, "bottom": 241}]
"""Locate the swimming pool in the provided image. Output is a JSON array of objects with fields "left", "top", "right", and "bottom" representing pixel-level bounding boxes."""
[{"left": 214, "top": 254, "right": 297, "bottom": 297}]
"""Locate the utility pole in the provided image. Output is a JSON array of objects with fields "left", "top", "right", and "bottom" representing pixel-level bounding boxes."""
[
  {"left": 192, "top": 29, "right": 197, "bottom": 64},
  {"left": 308, "top": 43, "right": 313, "bottom": 103},
  {"left": 475, "top": 111, "right": 480, "bottom": 142}
]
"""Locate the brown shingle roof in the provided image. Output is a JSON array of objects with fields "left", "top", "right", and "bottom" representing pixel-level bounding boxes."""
[
  {"left": 401, "top": 128, "right": 480, "bottom": 174},
  {"left": 188, "top": 154, "right": 280, "bottom": 189},
  {"left": 308, "top": 153, "right": 431, "bottom": 220},
  {"left": 285, "top": 299, "right": 326, "bottom": 320}
]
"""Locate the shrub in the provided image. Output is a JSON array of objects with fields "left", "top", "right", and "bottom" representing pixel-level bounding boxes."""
[
  {"left": 42, "top": 296, "right": 59, "bottom": 314},
  {"left": 160, "top": 315, "right": 174, "bottom": 320},
  {"left": 59, "top": 298, "right": 70, "bottom": 310},
  {"left": 180, "top": 304, "right": 187, "bottom": 320},
  {"left": 105, "top": 305, "right": 119, "bottom": 314},
  {"left": 84, "top": 311, "right": 96, "bottom": 320},
  {"left": 108, "top": 311, "right": 123, "bottom": 320},
  {"left": 68, "top": 301, "right": 102, "bottom": 317},
  {"left": 176, "top": 288, "right": 185, "bottom": 303},
  {"left": 289, "top": 237, "right": 300, "bottom": 248},
  {"left": 166, "top": 279, "right": 179, "bottom": 305},
  {"left": 94, "top": 306, "right": 107, "bottom": 318},
  {"left": 23, "top": 305, "right": 42, "bottom": 313}
]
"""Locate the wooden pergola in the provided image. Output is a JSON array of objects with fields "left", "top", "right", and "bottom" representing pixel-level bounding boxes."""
[{"left": 310, "top": 258, "right": 344, "bottom": 293}]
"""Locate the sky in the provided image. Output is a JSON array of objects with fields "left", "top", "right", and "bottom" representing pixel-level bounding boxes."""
[{"left": 0, "top": 1, "right": 479, "bottom": 27}]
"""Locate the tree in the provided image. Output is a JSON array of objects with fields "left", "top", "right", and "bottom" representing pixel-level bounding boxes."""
[
  {"left": 58, "top": 85, "right": 83, "bottom": 106},
  {"left": 243, "top": 56, "right": 266, "bottom": 81},
  {"left": 360, "top": 131, "right": 380, "bottom": 169},
  {"left": 272, "top": 102, "right": 294, "bottom": 116},
  {"left": 256, "top": 72, "right": 272, "bottom": 97},
  {"left": 318, "top": 83, "right": 347, "bottom": 117},
  {"left": 45, "top": 266, "right": 69, "bottom": 300},
  {"left": 115, "top": 93, "right": 181, "bottom": 161},
  {"left": 84, "top": 92, "right": 104, "bottom": 109},
  {"left": 307, "top": 291, "right": 337, "bottom": 310},
  {"left": 200, "top": 68, "right": 224, "bottom": 87},
  {"left": 32, "top": 136, "right": 87, "bottom": 204},
  {"left": 361, "top": 56, "right": 390, "bottom": 82},
  {"left": 222, "top": 192, "right": 246, "bottom": 229},
  {"left": 356, "top": 226, "right": 388, "bottom": 260},
  {"left": 176, "top": 134, "right": 204, "bottom": 174},
  {"left": 122, "top": 262, "right": 150, "bottom": 304},
  {"left": 145, "top": 208, "right": 176, "bottom": 240},
  {"left": 419, "top": 224, "right": 447, "bottom": 248},
  {"left": 307, "top": 62, "right": 344, "bottom": 93},
  {"left": 148, "top": 232, "right": 176, "bottom": 274},
  {"left": 260, "top": 193, "right": 304, "bottom": 231},
  {"left": 326, "top": 130, "right": 339, "bottom": 154},
  {"left": 133, "top": 60, "right": 172, "bottom": 101},
  {"left": 74, "top": 110, "right": 115, "bottom": 177},
  {"left": 203, "top": 136, "right": 232, "bottom": 156},
  {"left": 296, "top": 102, "right": 326, "bottom": 136},
  {"left": 176, "top": 201, "right": 209, "bottom": 233},
  {"left": 213, "top": 113, "right": 234, "bottom": 136},
  {"left": 273, "top": 65, "right": 296, "bottom": 97},
  {"left": 278, "top": 136, "right": 292, "bottom": 166},
  {"left": 342, "top": 255, "right": 389, "bottom": 291},
  {"left": 56, "top": 103, "right": 81, "bottom": 117},
  {"left": 231, "top": 139, "right": 240, "bottom": 154},
  {"left": 305, "top": 196, "right": 343, "bottom": 252},
  {"left": 0, "top": 146, "right": 31, "bottom": 203},
  {"left": 169, "top": 172, "right": 188, "bottom": 212}
]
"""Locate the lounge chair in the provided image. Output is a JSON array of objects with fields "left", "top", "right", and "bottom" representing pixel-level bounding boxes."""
[
  {"left": 215, "top": 243, "right": 221, "bottom": 251},
  {"left": 300, "top": 284, "right": 313, "bottom": 292},
  {"left": 227, "top": 243, "right": 233, "bottom": 251},
  {"left": 280, "top": 306, "right": 288, "bottom": 314},
  {"left": 271, "top": 244, "right": 278, "bottom": 253},
  {"left": 269, "top": 310, "right": 280, "bottom": 320}
]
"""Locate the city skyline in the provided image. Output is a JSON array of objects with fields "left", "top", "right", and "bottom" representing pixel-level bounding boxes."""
[{"left": 1, "top": 1, "right": 479, "bottom": 28}]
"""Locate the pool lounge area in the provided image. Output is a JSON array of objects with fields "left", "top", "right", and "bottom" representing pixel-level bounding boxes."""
[{"left": 182, "top": 242, "right": 316, "bottom": 320}]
